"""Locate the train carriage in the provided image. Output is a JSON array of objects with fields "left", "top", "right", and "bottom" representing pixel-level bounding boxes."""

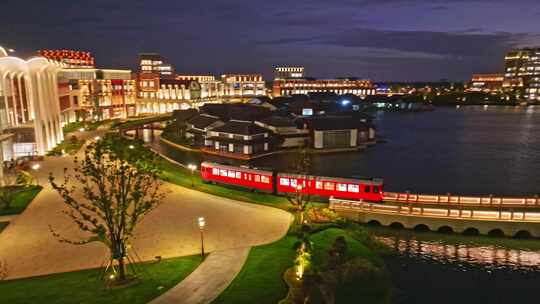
[
  {"left": 276, "top": 173, "right": 383, "bottom": 202},
  {"left": 200, "top": 162, "right": 274, "bottom": 193}
]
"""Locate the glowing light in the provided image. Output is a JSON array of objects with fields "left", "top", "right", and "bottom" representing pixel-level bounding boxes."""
[
  {"left": 198, "top": 216, "right": 206, "bottom": 229},
  {"left": 31, "top": 164, "right": 41, "bottom": 171},
  {"left": 94, "top": 136, "right": 100, "bottom": 141},
  {"left": 79, "top": 127, "right": 85, "bottom": 132},
  {"left": 341, "top": 99, "right": 351, "bottom": 106},
  {"left": 129, "top": 145, "right": 135, "bottom": 149}
]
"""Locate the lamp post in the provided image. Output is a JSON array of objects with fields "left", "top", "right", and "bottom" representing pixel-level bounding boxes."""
[
  {"left": 31, "top": 163, "right": 40, "bottom": 185},
  {"left": 188, "top": 164, "right": 197, "bottom": 187},
  {"left": 198, "top": 216, "right": 206, "bottom": 257}
]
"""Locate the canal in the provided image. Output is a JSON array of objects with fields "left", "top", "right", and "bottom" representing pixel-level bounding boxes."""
[{"left": 147, "top": 105, "right": 540, "bottom": 303}]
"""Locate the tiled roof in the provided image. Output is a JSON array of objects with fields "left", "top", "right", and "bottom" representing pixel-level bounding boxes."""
[
  {"left": 188, "top": 114, "right": 221, "bottom": 129},
  {"left": 212, "top": 120, "right": 269, "bottom": 135}
]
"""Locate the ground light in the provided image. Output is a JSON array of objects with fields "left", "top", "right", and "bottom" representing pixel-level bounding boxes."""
[
  {"left": 198, "top": 217, "right": 206, "bottom": 257},
  {"left": 31, "top": 163, "right": 41, "bottom": 185},
  {"left": 79, "top": 127, "right": 85, "bottom": 132},
  {"left": 128, "top": 145, "right": 135, "bottom": 149},
  {"left": 94, "top": 136, "right": 100, "bottom": 141}
]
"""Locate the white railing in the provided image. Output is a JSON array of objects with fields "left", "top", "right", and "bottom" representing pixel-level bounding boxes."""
[{"left": 383, "top": 192, "right": 540, "bottom": 207}]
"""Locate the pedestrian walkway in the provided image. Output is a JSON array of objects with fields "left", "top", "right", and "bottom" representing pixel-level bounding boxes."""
[{"left": 150, "top": 247, "right": 250, "bottom": 304}]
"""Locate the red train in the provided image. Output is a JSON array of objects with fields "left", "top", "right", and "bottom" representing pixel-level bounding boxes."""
[{"left": 200, "top": 162, "right": 384, "bottom": 202}]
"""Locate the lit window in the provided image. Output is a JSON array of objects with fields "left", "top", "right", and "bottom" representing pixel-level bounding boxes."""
[
  {"left": 348, "top": 184, "right": 359, "bottom": 193},
  {"left": 290, "top": 179, "right": 297, "bottom": 188},
  {"left": 255, "top": 175, "right": 261, "bottom": 182},
  {"left": 236, "top": 172, "right": 242, "bottom": 179},
  {"left": 315, "top": 181, "right": 323, "bottom": 189},
  {"left": 220, "top": 169, "right": 227, "bottom": 177},
  {"left": 212, "top": 168, "right": 219, "bottom": 175},
  {"left": 280, "top": 178, "right": 290, "bottom": 186},
  {"left": 261, "top": 176, "right": 270, "bottom": 184},
  {"left": 337, "top": 183, "right": 347, "bottom": 192},
  {"left": 228, "top": 171, "right": 236, "bottom": 178},
  {"left": 324, "top": 182, "right": 334, "bottom": 190}
]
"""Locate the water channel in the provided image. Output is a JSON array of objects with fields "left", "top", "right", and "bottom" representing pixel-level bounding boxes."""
[{"left": 147, "top": 105, "right": 540, "bottom": 303}]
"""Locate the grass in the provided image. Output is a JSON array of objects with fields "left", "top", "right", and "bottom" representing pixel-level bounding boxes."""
[
  {"left": 0, "top": 255, "right": 202, "bottom": 304},
  {"left": 0, "top": 186, "right": 42, "bottom": 216},
  {"left": 47, "top": 138, "right": 85, "bottom": 156},
  {"left": 0, "top": 222, "right": 8, "bottom": 233},
  {"left": 159, "top": 159, "right": 293, "bottom": 211},
  {"left": 213, "top": 235, "right": 298, "bottom": 304}
]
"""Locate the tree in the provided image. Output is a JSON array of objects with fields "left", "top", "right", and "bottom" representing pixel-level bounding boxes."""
[
  {"left": 49, "top": 140, "right": 165, "bottom": 283},
  {"left": 0, "top": 176, "right": 18, "bottom": 210},
  {"left": 15, "top": 171, "right": 33, "bottom": 187},
  {"left": 288, "top": 146, "right": 312, "bottom": 224}
]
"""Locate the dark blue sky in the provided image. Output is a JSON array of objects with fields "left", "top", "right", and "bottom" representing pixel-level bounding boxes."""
[{"left": 2, "top": 0, "right": 540, "bottom": 81}]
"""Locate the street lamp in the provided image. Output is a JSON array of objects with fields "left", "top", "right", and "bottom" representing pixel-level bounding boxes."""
[
  {"left": 198, "top": 216, "right": 206, "bottom": 257},
  {"left": 31, "top": 163, "right": 41, "bottom": 185},
  {"left": 188, "top": 164, "right": 197, "bottom": 187}
]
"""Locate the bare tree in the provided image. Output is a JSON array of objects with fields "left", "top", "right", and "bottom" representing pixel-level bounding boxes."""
[{"left": 49, "top": 140, "right": 165, "bottom": 283}]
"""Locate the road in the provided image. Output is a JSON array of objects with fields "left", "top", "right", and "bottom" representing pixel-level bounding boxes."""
[{"left": 0, "top": 129, "right": 292, "bottom": 279}]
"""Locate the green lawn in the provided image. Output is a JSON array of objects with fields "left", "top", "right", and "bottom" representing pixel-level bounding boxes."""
[
  {"left": 0, "top": 186, "right": 42, "bottom": 216},
  {"left": 0, "top": 221, "right": 8, "bottom": 233},
  {"left": 213, "top": 235, "right": 298, "bottom": 304},
  {"left": 0, "top": 255, "right": 202, "bottom": 304}
]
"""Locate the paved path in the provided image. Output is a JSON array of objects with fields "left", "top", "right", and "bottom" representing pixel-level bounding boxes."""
[
  {"left": 0, "top": 215, "right": 17, "bottom": 222},
  {"left": 0, "top": 129, "right": 292, "bottom": 279},
  {"left": 150, "top": 247, "right": 250, "bottom": 304}
]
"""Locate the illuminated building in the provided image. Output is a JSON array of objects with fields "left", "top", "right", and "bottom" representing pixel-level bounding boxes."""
[
  {"left": 503, "top": 48, "right": 540, "bottom": 101},
  {"left": 469, "top": 74, "right": 504, "bottom": 93},
  {"left": 176, "top": 75, "right": 224, "bottom": 100},
  {"left": 221, "top": 74, "right": 266, "bottom": 98},
  {"left": 0, "top": 47, "right": 64, "bottom": 158},
  {"left": 139, "top": 53, "right": 173, "bottom": 77},
  {"left": 37, "top": 49, "right": 95, "bottom": 68},
  {"left": 272, "top": 78, "right": 376, "bottom": 97},
  {"left": 136, "top": 73, "right": 205, "bottom": 114},
  {"left": 274, "top": 67, "right": 305, "bottom": 80},
  {"left": 58, "top": 68, "right": 136, "bottom": 121}
]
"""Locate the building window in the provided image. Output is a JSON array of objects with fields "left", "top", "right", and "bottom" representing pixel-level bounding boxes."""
[{"left": 280, "top": 178, "right": 290, "bottom": 186}]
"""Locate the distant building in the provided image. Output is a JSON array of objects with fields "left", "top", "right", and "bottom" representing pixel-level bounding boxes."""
[
  {"left": 274, "top": 67, "right": 305, "bottom": 80},
  {"left": 204, "top": 120, "right": 274, "bottom": 156},
  {"left": 272, "top": 78, "right": 376, "bottom": 97},
  {"left": 469, "top": 74, "right": 504, "bottom": 93},
  {"left": 58, "top": 68, "right": 136, "bottom": 121},
  {"left": 38, "top": 49, "right": 95, "bottom": 68},
  {"left": 221, "top": 74, "right": 266, "bottom": 98},
  {"left": 503, "top": 48, "right": 540, "bottom": 101},
  {"left": 175, "top": 75, "right": 224, "bottom": 100},
  {"left": 139, "top": 53, "right": 174, "bottom": 77}
]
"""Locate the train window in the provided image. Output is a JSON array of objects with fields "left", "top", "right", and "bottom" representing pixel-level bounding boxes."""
[
  {"left": 324, "top": 182, "right": 334, "bottom": 190},
  {"left": 212, "top": 168, "right": 219, "bottom": 175},
  {"left": 315, "top": 181, "right": 323, "bottom": 189},
  {"left": 255, "top": 175, "right": 261, "bottom": 182},
  {"left": 280, "top": 178, "right": 290, "bottom": 186},
  {"left": 261, "top": 176, "right": 270, "bottom": 184},
  {"left": 290, "top": 179, "right": 297, "bottom": 187},
  {"left": 236, "top": 172, "right": 242, "bottom": 179},
  {"left": 365, "top": 185, "right": 372, "bottom": 193},
  {"left": 348, "top": 184, "right": 360, "bottom": 193},
  {"left": 228, "top": 171, "right": 236, "bottom": 178},
  {"left": 336, "top": 183, "right": 347, "bottom": 192},
  {"left": 220, "top": 169, "right": 227, "bottom": 177}
]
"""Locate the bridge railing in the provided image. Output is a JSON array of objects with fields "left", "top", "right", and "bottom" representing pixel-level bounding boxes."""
[
  {"left": 383, "top": 192, "right": 540, "bottom": 207},
  {"left": 329, "top": 198, "right": 540, "bottom": 223}
]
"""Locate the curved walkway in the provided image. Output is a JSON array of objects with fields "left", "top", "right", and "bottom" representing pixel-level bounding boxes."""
[{"left": 151, "top": 247, "right": 250, "bottom": 304}]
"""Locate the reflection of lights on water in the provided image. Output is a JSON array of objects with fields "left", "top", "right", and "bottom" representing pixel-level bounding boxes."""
[{"left": 377, "top": 236, "right": 540, "bottom": 270}]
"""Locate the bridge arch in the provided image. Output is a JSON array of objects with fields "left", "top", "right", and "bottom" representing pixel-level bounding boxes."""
[
  {"left": 389, "top": 222, "right": 405, "bottom": 229},
  {"left": 488, "top": 229, "right": 505, "bottom": 237},
  {"left": 514, "top": 230, "right": 532, "bottom": 239},
  {"left": 463, "top": 227, "right": 480, "bottom": 236},
  {"left": 437, "top": 226, "right": 454, "bottom": 234},
  {"left": 413, "top": 224, "right": 430, "bottom": 232},
  {"left": 367, "top": 220, "right": 381, "bottom": 226}
]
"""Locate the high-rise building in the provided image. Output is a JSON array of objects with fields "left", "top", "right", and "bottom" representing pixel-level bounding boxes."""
[
  {"left": 38, "top": 49, "right": 95, "bottom": 68},
  {"left": 139, "top": 53, "right": 173, "bottom": 76},
  {"left": 469, "top": 74, "right": 504, "bottom": 93},
  {"left": 503, "top": 48, "right": 540, "bottom": 101},
  {"left": 274, "top": 67, "right": 305, "bottom": 80}
]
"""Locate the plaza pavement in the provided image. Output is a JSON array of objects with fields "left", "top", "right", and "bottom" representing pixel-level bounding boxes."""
[{"left": 0, "top": 129, "right": 292, "bottom": 280}]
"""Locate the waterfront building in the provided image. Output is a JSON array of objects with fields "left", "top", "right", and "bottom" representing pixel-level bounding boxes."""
[
  {"left": 221, "top": 74, "right": 266, "bottom": 99},
  {"left": 274, "top": 67, "right": 305, "bottom": 80},
  {"left": 139, "top": 53, "right": 174, "bottom": 77},
  {"left": 58, "top": 68, "right": 136, "bottom": 121},
  {"left": 204, "top": 120, "right": 274, "bottom": 156},
  {"left": 0, "top": 47, "right": 64, "bottom": 158},
  {"left": 272, "top": 78, "right": 376, "bottom": 97},
  {"left": 503, "top": 48, "right": 540, "bottom": 101},
  {"left": 38, "top": 49, "right": 95, "bottom": 68},
  {"left": 469, "top": 74, "right": 504, "bottom": 93}
]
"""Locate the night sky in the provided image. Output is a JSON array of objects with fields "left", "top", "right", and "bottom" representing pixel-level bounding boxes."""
[{"left": 2, "top": 0, "right": 540, "bottom": 81}]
